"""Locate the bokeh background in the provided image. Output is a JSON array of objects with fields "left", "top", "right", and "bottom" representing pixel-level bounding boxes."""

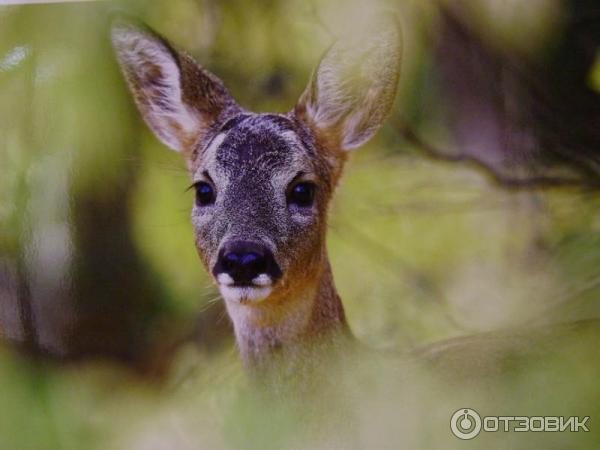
[{"left": 1, "top": 0, "right": 599, "bottom": 449}]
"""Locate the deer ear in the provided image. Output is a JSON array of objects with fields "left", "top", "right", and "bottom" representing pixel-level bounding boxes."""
[
  {"left": 111, "top": 20, "right": 240, "bottom": 153},
  {"left": 295, "top": 17, "right": 402, "bottom": 151}
]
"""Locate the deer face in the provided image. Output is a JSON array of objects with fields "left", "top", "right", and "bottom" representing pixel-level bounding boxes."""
[
  {"left": 111, "top": 18, "right": 401, "bottom": 305},
  {"left": 188, "top": 113, "right": 336, "bottom": 304}
]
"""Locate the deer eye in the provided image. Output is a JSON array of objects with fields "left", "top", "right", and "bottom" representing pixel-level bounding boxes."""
[
  {"left": 195, "top": 181, "right": 216, "bottom": 206},
  {"left": 287, "top": 182, "right": 316, "bottom": 208}
]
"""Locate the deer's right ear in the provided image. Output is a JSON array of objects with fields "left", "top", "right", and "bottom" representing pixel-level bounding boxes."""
[{"left": 111, "top": 20, "right": 240, "bottom": 153}]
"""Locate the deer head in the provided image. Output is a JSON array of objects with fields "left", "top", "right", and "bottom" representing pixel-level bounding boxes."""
[{"left": 111, "top": 17, "right": 401, "bottom": 368}]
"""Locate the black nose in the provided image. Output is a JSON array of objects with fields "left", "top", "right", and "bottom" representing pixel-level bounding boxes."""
[{"left": 213, "top": 241, "right": 282, "bottom": 286}]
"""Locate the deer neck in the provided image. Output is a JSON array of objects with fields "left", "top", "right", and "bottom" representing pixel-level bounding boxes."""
[{"left": 223, "top": 257, "right": 350, "bottom": 371}]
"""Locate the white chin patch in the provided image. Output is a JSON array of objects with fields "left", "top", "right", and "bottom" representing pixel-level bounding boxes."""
[{"left": 219, "top": 285, "right": 273, "bottom": 304}]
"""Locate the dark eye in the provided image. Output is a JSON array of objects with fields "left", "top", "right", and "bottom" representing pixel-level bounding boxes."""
[
  {"left": 194, "top": 181, "right": 215, "bottom": 206},
  {"left": 287, "top": 182, "right": 316, "bottom": 208}
]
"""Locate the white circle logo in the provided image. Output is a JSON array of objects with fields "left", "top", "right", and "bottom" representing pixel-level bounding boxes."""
[{"left": 450, "top": 408, "right": 482, "bottom": 440}]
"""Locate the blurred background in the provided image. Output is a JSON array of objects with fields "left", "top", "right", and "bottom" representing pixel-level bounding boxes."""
[{"left": 1, "top": 0, "right": 599, "bottom": 449}]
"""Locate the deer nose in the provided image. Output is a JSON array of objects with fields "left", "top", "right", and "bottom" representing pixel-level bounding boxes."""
[{"left": 213, "top": 241, "right": 282, "bottom": 287}]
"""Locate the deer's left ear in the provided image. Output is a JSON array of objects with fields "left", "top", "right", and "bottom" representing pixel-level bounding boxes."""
[
  {"left": 294, "top": 17, "right": 402, "bottom": 151},
  {"left": 111, "top": 20, "right": 240, "bottom": 153}
]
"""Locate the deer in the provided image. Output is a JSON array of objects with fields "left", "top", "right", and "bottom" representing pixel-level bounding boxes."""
[
  {"left": 110, "top": 17, "right": 600, "bottom": 383},
  {"left": 110, "top": 16, "right": 401, "bottom": 375}
]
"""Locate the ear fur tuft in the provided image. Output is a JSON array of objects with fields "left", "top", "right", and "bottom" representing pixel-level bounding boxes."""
[
  {"left": 295, "top": 15, "right": 402, "bottom": 151},
  {"left": 111, "top": 19, "right": 240, "bottom": 153}
]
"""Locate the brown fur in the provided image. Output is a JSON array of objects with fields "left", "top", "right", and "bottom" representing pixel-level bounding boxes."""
[{"left": 111, "top": 17, "right": 401, "bottom": 374}]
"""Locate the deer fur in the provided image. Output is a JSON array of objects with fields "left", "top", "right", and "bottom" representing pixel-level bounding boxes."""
[{"left": 111, "top": 16, "right": 402, "bottom": 372}]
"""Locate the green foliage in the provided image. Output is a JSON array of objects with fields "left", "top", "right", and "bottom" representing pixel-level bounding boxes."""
[{"left": 1, "top": 1, "right": 599, "bottom": 448}]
